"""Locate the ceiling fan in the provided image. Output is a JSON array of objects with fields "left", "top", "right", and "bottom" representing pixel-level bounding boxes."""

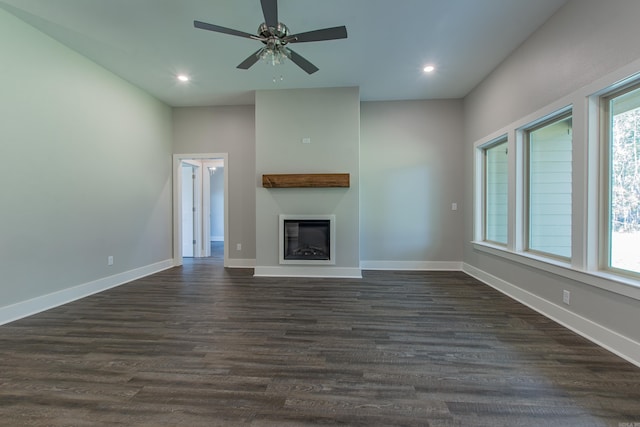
[{"left": 194, "top": 0, "right": 348, "bottom": 74}]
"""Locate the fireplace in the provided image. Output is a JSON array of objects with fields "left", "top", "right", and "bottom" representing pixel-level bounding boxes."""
[{"left": 279, "top": 214, "right": 335, "bottom": 265}]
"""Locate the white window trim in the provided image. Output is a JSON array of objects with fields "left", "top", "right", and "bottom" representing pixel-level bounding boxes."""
[
  {"left": 520, "top": 107, "right": 573, "bottom": 260},
  {"left": 471, "top": 57, "right": 640, "bottom": 301},
  {"left": 596, "top": 80, "right": 640, "bottom": 280},
  {"left": 474, "top": 134, "right": 509, "bottom": 246}
]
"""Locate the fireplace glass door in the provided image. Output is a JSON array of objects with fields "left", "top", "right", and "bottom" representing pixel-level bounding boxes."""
[{"left": 283, "top": 219, "right": 331, "bottom": 261}]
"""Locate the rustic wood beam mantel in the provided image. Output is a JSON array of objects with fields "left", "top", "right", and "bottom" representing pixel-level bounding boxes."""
[{"left": 262, "top": 173, "right": 350, "bottom": 188}]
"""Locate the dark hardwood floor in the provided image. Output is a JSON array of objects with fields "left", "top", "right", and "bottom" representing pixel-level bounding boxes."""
[
  {"left": 1, "top": 257, "right": 639, "bottom": 426},
  {"left": 210, "top": 240, "right": 224, "bottom": 259}
]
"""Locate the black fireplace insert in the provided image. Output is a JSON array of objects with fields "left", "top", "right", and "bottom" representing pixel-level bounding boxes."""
[{"left": 283, "top": 219, "right": 331, "bottom": 261}]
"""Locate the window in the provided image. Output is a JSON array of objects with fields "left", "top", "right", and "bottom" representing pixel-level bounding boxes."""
[
  {"left": 603, "top": 84, "right": 640, "bottom": 276},
  {"left": 525, "top": 113, "right": 572, "bottom": 259},
  {"left": 472, "top": 69, "right": 640, "bottom": 294},
  {"left": 484, "top": 139, "right": 509, "bottom": 244}
]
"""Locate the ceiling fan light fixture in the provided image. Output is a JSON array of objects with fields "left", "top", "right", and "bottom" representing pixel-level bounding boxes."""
[{"left": 259, "top": 45, "right": 291, "bottom": 66}]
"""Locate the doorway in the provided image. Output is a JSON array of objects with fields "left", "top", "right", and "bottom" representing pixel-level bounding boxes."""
[
  {"left": 173, "top": 153, "right": 228, "bottom": 266},
  {"left": 203, "top": 159, "right": 225, "bottom": 259}
]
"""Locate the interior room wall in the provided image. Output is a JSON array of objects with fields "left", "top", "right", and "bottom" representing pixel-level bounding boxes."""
[
  {"left": 360, "top": 100, "right": 464, "bottom": 269},
  {"left": 173, "top": 98, "right": 466, "bottom": 271},
  {"left": 0, "top": 8, "right": 173, "bottom": 321},
  {"left": 255, "top": 87, "right": 360, "bottom": 277},
  {"left": 172, "top": 106, "right": 256, "bottom": 264},
  {"left": 462, "top": 0, "right": 640, "bottom": 364},
  {"left": 464, "top": 0, "right": 640, "bottom": 142}
]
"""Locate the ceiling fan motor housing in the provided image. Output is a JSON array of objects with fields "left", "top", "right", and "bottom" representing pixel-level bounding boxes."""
[{"left": 258, "top": 22, "right": 290, "bottom": 47}]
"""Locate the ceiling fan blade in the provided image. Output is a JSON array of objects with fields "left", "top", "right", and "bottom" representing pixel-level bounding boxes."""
[
  {"left": 237, "top": 49, "right": 263, "bottom": 70},
  {"left": 261, "top": 0, "right": 278, "bottom": 28},
  {"left": 288, "top": 49, "right": 319, "bottom": 75},
  {"left": 287, "top": 26, "right": 347, "bottom": 43},
  {"left": 194, "top": 20, "right": 257, "bottom": 40}
]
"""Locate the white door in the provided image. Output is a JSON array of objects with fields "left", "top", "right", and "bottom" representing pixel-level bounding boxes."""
[{"left": 181, "top": 163, "right": 196, "bottom": 257}]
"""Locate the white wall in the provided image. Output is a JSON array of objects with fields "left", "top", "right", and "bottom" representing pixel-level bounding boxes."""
[
  {"left": 172, "top": 106, "right": 256, "bottom": 262},
  {"left": 255, "top": 87, "right": 360, "bottom": 277},
  {"left": 0, "top": 8, "right": 173, "bottom": 320},
  {"left": 360, "top": 100, "right": 464, "bottom": 269},
  {"left": 463, "top": 0, "right": 640, "bottom": 365}
]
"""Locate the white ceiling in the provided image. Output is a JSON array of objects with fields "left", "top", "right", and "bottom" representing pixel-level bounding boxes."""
[{"left": 0, "top": 0, "right": 567, "bottom": 107}]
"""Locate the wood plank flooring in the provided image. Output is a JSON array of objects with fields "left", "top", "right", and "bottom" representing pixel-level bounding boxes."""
[{"left": 1, "top": 258, "right": 639, "bottom": 426}]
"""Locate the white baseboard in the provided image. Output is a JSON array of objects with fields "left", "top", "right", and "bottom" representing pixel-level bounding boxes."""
[
  {"left": 462, "top": 263, "right": 640, "bottom": 368},
  {"left": 254, "top": 266, "right": 362, "bottom": 279},
  {"left": 360, "top": 260, "right": 463, "bottom": 271},
  {"left": 0, "top": 259, "right": 174, "bottom": 326},
  {"left": 225, "top": 258, "right": 256, "bottom": 268}
]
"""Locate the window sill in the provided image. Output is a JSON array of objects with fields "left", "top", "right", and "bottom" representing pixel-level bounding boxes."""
[{"left": 471, "top": 241, "right": 640, "bottom": 301}]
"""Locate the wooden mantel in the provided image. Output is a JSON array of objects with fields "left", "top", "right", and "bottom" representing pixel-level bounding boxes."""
[{"left": 262, "top": 173, "right": 350, "bottom": 188}]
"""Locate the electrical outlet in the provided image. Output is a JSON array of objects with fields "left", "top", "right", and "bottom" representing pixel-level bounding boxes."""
[
  {"left": 108, "top": 256, "right": 114, "bottom": 266},
  {"left": 563, "top": 290, "right": 570, "bottom": 305},
  {"left": 236, "top": 243, "right": 242, "bottom": 251},
  {"left": 452, "top": 203, "right": 458, "bottom": 211}
]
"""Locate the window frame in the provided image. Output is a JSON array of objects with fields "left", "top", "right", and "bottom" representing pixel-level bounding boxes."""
[
  {"left": 600, "top": 82, "right": 640, "bottom": 280},
  {"left": 522, "top": 110, "right": 573, "bottom": 261},
  {"left": 477, "top": 136, "right": 509, "bottom": 246}
]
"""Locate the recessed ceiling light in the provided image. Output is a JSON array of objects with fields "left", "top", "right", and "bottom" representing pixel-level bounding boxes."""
[
  {"left": 177, "top": 74, "right": 190, "bottom": 82},
  {"left": 423, "top": 65, "right": 435, "bottom": 73}
]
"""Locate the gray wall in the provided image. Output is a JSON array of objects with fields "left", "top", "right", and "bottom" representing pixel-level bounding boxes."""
[
  {"left": 0, "top": 8, "right": 172, "bottom": 309},
  {"left": 465, "top": 0, "right": 640, "bottom": 141},
  {"left": 463, "top": 0, "right": 640, "bottom": 358},
  {"left": 360, "top": 100, "right": 464, "bottom": 266},
  {"left": 255, "top": 87, "right": 361, "bottom": 275},
  {"left": 172, "top": 98, "right": 466, "bottom": 270},
  {"left": 172, "top": 106, "right": 256, "bottom": 261}
]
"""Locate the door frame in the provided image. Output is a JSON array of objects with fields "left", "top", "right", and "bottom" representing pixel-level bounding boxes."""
[{"left": 173, "top": 153, "right": 229, "bottom": 267}]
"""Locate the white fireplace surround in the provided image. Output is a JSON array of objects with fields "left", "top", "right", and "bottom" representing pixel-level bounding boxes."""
[{"left": 279, "top": 214, "right": 336, "bottom": 265}]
